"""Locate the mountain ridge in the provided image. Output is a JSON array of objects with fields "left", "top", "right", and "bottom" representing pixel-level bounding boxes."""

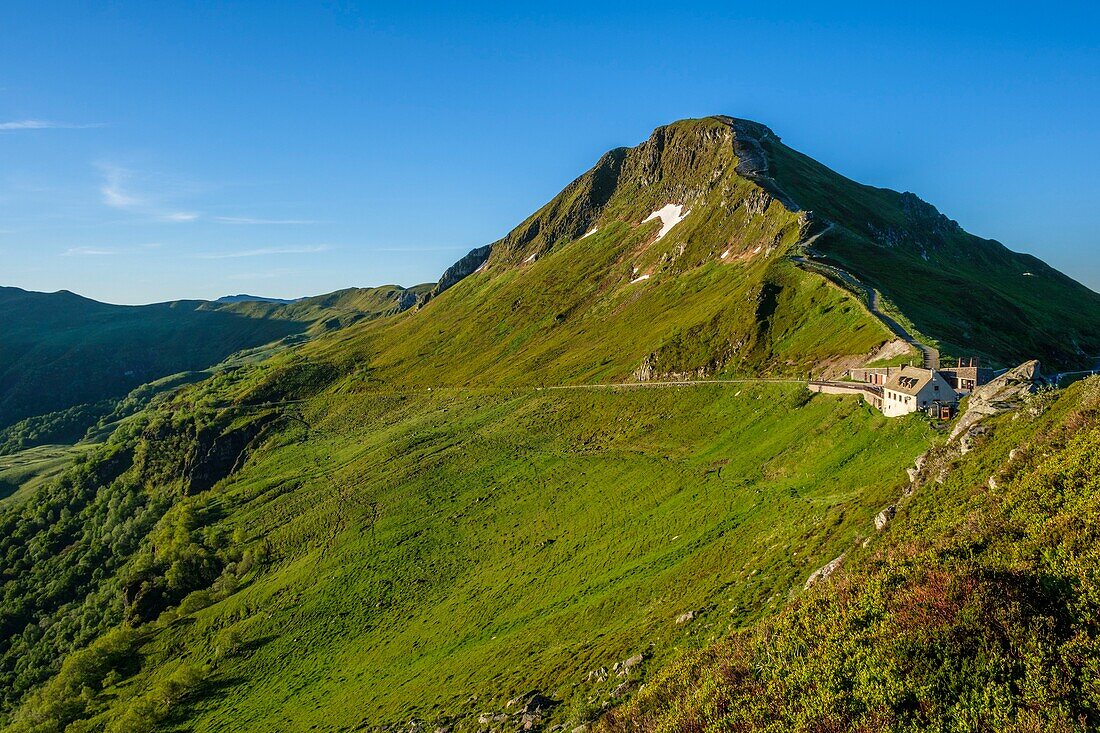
[{"left": 422, "top": 115, "right": 1099, "bottom": 370}]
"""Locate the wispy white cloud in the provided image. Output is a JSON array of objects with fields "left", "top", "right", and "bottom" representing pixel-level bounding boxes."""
[
  {"left": 63, "top": 246, "right": 120, "bottom": 256},
  {"left": 62, "top": 242, "right": 162, "bottom": 257},
  {"left": 197, "top": 244, "right": 333, "bottom": 259},
  {"left": 96, "top": 163, "right": 197, "bottom": 222},
  {"left": 99, "top": 164, "right": 142, "bottom": 208},
  {"left": 94, "top": 165, "right": 318, "bottom": 227},
  {"left": 0, "top": 119, "right": 105, "bottom": 131},
  {"left": 213, "top": 216, "right": 319, "bottom": 225},
  {"left": 163, "top": 211, "right": 199, "bottom": 222}
]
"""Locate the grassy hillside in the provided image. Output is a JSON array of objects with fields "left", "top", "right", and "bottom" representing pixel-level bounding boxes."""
[
  {"left": 0, "top": 374, "right": 934, "bottom": 732},
  {"left": 601, "top": 376, "right": 1100, "bottom": 732},
  {"left": 0, "top": 284, "right": 427, "bottom": 448},
  {"left": 758, "top": 128, "right": 1100, "bottom": 368}
]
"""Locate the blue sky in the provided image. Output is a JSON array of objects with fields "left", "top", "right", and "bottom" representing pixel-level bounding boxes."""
[{"left": 1, "top": 1, "right": 1097, "bottom": 304}]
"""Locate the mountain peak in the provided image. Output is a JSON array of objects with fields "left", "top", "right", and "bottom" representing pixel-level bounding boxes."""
[{"left": 419, "top": 115, "right": 1100, "bottom": 370}]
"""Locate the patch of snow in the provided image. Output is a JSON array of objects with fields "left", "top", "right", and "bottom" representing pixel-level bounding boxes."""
[
  {"left": 629, "top": 274, "right": 651, "bottom": 284},
  {"left": 721, "top": 249, "right": 731, "bottom": 259},
  {"left": 524, "top": 252, "right": 538, "bottom": 264},
  {"left": 582, "top": 227, "right": 598, "bottom": 238},
  {"left": 752, "top": 246, "right": 762, "bottom": 254},
  {"left": 643, "top": 203, "right": 689, "bottom": 240},
  {"left": 1022, "top": 272, "right": 1035, "bottom": 277},
  {"left": 474, "top": 259, "right": 489, "bottom": 274}
]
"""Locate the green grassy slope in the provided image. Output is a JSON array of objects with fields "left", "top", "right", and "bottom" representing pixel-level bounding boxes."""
[
  {"left": 0, "top": 444, "right": 91, "bottom": 506},
  {"left": 314, "top": 232, "right": 889, "bottom": 390},
  {"left": 0, "top": 379, "right": 934, "bottom": 732},
  {"left": 601, "top": 376, "right": 1100, "bottom": 732}
]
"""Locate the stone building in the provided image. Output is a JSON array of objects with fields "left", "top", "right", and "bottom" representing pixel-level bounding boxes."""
[{"left": 882, "top": 366, "right": 956, "bottom": 418}]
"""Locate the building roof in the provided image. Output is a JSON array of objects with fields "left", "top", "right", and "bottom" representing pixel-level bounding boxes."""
[{"left": 884, "top": 366, "right": 936, "bottom": 396}]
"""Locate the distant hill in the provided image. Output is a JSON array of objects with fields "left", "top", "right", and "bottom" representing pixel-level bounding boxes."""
[
  {"left": 214, "top": 294, "right": 299, "bottom": 304},
  {"left": 0, "top": 284, "right": 430, "bottom": 447}
]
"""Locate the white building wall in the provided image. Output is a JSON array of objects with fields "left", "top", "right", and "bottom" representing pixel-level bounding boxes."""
[
  {"left": 882, "top": 389, "right": 915, "bottom": 417},
  {"left": 882, "top": 372, "right": 956, "bottom": 418}
]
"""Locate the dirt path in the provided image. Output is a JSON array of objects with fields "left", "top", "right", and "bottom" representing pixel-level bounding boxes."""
[
  {"left": 792, "top": 227, "right": 939, "bottom": 369},
  {"left": 219, "top": 378, "right": 809, "bottom": 411}
]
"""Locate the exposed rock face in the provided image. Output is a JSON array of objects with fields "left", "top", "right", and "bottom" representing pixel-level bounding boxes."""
[
  {"left": 395, "top": 288, "right": 421, "bottom": 313},
  {"left": 675, "top": 610, "right": 696, "bottom": 624},
  {"left": 744, "top": 188, "right": 773, "bottom": 217},
  {"left": 804, "top": 554, "right": 845, "bottom": 590},
  {"left": 613, "top": 653, "right": 645, "bottom": 676},
  {"left": 901, "top": 361, "right": 1044, "bottom": 497},
  {"left": 950, "top": 360, "right": 1042, "bottom": 442},
  {"left": 428, "top": 244, "right": 492, "bottom": 302},
  {"left": 184, "top": 415, "right": 275, "bottom": 494},
  {"left": 874, "top": 505, "right": 896, "bottom": 531},
  {"left": 899, "top": 191, "right": 963, "bottom": 238},
  {"left": 722, "top": 116, "right": 801, "bottom": 211},
  {"left": 469, "top": 691, "right": 560, "bottom": 733},
  {"left": 632, "top": 353, "right": 716, "bottom": 383}
]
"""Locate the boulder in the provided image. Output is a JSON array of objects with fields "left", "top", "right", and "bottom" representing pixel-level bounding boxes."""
[
  {"left": 804, "top": 554, "right": 845, "bottom": 590},
  {"left": 617, "top": 653, "right": 644, "bottom": 676},
  {"left": 874, "top": 505, "right": 896, "bottom": 531},
  {"left": 586, "top": 667, "right": 608, "bottom": 683}
]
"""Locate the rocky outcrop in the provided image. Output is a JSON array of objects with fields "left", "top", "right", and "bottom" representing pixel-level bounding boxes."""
[
  {"left": 428, "top": 244, "right": 493, "bottom": 302},
  {"left": 805, "top": 554, "right": 845, "bottom": 590},
  {"left": 184, "top": 415, "right": 276, "bottom": 494},
  {"left": 467, "top": 691, "right": 560, "bottom": 733},
  {"left": 721, "top": 116, "right": 801, "bottom": 212},
  {"left": 631, "top": 353, "right": 716, "bottom": 383},
  {"left": 874, "top": 505, "right": 896, "bottom": 531},
  {"left": 395, "top": 288, "right": 421, "bottom": 313},
  {"left": 950, "top": 360, "right": 1042, "bottom": 442},
  {"left": 901, "top": 361, "right": 1043, "bottom": 494},
  {"left": 615, "top": 653, "right": 644, "bottom": 676}
]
